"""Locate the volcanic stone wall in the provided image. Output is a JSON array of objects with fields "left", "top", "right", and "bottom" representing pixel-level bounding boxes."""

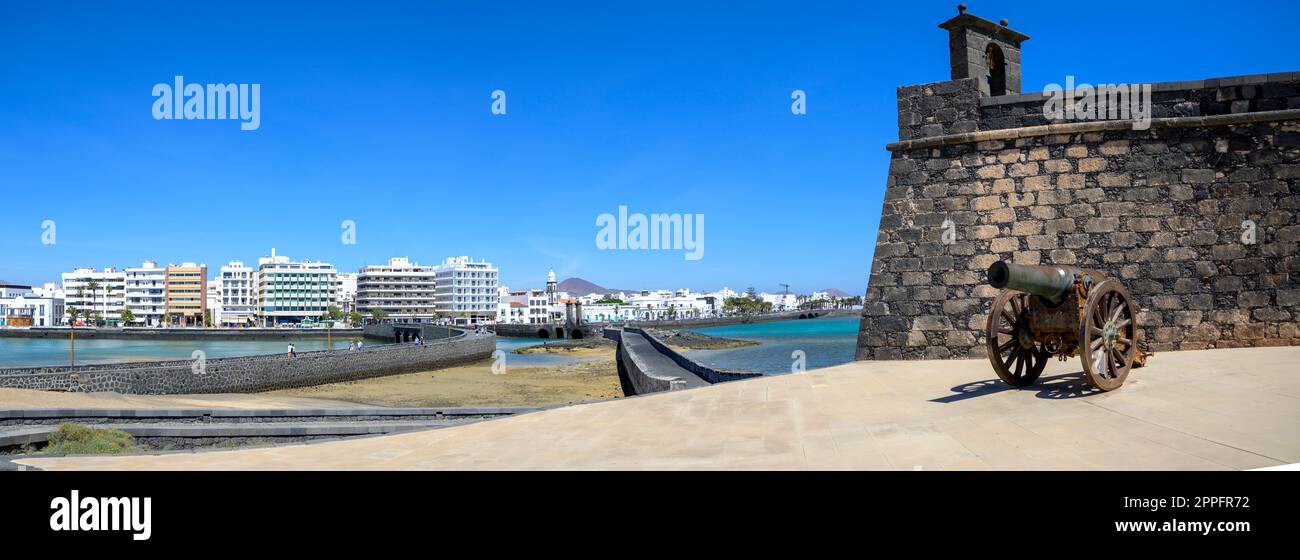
[
  {"left": 857, "top": 72, "right": 1300, "bottom": 360},
  {"left": 0, "top": 330, "right": 494, "bottom": 394}
]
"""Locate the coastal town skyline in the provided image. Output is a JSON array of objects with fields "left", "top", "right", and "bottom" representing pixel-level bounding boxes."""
[{"left": 0, "top": 250, "right": 854, "bottom": 297}]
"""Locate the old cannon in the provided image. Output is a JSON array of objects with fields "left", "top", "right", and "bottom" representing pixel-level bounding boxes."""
[{"left": 985, "top": 261, "right": 1145, "bottom": 391}]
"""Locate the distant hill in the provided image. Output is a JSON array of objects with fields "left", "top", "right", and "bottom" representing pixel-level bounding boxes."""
[
  {"left": 822, "top": 288, "right": 854, "bottom": 298},
  {"left": 557, "top": 278, "right": 611, "bottom": 296}
]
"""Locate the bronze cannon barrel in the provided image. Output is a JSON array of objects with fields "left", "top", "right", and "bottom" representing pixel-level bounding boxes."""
[{"left": 986, "top": 261, "right": 1078, "bottom": 305}]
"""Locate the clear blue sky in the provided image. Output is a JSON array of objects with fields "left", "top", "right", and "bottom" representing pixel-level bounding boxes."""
[{"left": 2, "top": 0, "right": 1296, "bottom": 293}]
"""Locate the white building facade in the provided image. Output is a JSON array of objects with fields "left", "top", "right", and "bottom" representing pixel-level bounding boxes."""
[
  {"left": 433, "top": 256, "right": 498, "bottom": 325},
  {"left": 253, "top": 249, "right": 338, "bottom": 326},
  {"left": 61, "top": 267, "right": 126, "bottom": 325},
  {"left": 124, "top": 260, "right": 167, "bottom": 326},
  {"left": 336, "top": 272, "right": 358, "bottom": 314},
  {"left": 355, "top": 258, "right": 436, "bottom": 322},
  {"left": 0, "top": 283, "right": 64, "bottom": 327},
  {"left": 218, "top": 261, "right": 256, "bottom": 327}
]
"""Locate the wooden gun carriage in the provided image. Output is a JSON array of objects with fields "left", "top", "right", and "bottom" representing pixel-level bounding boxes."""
[{"left": 985, "top": 261, "right": 1146, "bottom": 391}]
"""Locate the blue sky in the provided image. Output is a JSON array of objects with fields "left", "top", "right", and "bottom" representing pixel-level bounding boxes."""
[{"left": 2, "top": 0, "right": 1296, "bottom": 293}]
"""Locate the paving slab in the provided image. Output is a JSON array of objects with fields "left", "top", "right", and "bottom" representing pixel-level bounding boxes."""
[{"left": 14, "top": 346, "right": 1300, "bottom": 470}]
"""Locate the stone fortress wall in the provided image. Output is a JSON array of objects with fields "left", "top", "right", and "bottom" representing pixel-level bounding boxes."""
[
  {"left": 857, "top": 7, "right": 1300, "bottom": 361},
  {"left": 0, "top": 327, "right": 494, "bottom": 394}
]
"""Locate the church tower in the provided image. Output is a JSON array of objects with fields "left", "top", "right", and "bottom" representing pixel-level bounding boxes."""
[{"left": 546, "top": 268, "right": 558, "bottom": 305}]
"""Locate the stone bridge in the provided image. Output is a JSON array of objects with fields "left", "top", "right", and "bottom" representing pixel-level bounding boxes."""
[
  {"left": 603, "top": 327, "right": 761, "bottom": 396},
  {"left": 491, "top": 323, "right": 593, "bottom": 340}
]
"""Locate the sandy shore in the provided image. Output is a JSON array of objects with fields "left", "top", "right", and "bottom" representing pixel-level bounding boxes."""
[
  {"left": 512, "top": 344, "right": 612, "bottom": 357},
  {"left": 265, "top": 351, "right": 622, "bottom": 408},
  {"left": 0, "top": 345, "right": 624, "bottom": 410}
]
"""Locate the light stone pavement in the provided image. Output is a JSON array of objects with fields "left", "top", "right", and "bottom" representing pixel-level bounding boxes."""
[{"left": 16, "top": 346, "right": 1300, "bottom": 471}]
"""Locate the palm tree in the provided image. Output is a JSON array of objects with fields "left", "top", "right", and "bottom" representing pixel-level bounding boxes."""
[
  {"left": 85, "top": 283, "right": 99, "bottom": 326},
  {"left": 102, "top": 286, "right": 116, "bottom": 326}
]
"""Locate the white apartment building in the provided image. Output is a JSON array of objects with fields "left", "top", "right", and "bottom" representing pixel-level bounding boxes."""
[
  {"left": 218, "top": 261, "right": 256, "bottom": 327},
  {"left": 0, "top": 282, "right": 64, "bottom": 327},
  {"left": 761, "top": 292, "right": 799, "bottom": 311},
  {"left": 495, "top": 286, "right": 519, "bottom": 324},
  {"left": 526, "top": 289, "right": 553, "bottom": 324},
  {"left": 253, "top": 249, "right": 338, "bottom": 326},
  {"left": 626, "top": 289, "right": 714, "bottom": 320},
  {"left": 124, "top": 260, "right": 167, "bottom": 326},
  {"left": 355, "top": 258, "right": 436, "bottom": 322},
  {"left": 61, "top": 267, "right": 126, "bottom": 325},
  {"left": 207, "top": 280, "right": 223, "bottom": 326},
  {"left": 336, "top": 272, "right": 358, "bottom": 314},
  {"left": 433, "top": 256, "right": 498, "bottom": 325},
  {"left": 582, "top": 302, "right": 638, "bottom": 323}
]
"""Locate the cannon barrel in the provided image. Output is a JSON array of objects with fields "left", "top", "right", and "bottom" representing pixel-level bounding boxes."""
[{"left": 986, "top": 261, "right": 1078, "bottom": 305}]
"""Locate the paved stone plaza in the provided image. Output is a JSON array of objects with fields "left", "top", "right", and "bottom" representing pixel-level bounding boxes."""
[{"left": 15, "top": 346, "right": 1298, "bottom": 470}]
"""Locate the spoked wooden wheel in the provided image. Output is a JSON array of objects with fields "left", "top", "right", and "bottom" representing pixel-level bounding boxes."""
[
  {"left": 1079, "top": 280, "right": 1137, "bottom": 391},
  {"left": 986, "top": 290, "right": 1051, "bottom": 387}
]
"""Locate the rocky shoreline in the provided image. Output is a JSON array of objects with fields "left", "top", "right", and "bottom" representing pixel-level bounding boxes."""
[
  {"left": 512, "top": 337, "right": 615, "bottom": 354},
  {"left": 643, "top": 328, "right": 760, "bottom": 350}
]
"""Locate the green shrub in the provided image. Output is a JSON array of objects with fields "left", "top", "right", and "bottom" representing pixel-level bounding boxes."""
[{"left": 40, "top": 423, "right": 140, "bottom": 455}]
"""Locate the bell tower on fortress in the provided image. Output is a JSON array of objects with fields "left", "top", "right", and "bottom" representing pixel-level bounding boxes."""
[{"left": 939, "top": 4, "right": 1029, "bottom": 97}]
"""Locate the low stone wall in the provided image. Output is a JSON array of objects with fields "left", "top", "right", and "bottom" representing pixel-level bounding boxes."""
[
  {"left": 614, "top": 329, "right": 705, "bottom": 395},
  {"left": 362, "top": 323, "right": 460, "bottom": 342},
  {"left": 605, "top": 327, "right": 761, "bottom": 396},
  {"left": 0, "top": 329, "right": 494, "bottom": 395},
  {"left": 977, "top": 73, "right": 1300, "bottom": 134},
  {"left": 900, "top": 72, "right": 1300, "bottom": 141},
  {"left": 0, "top": 327, "right": 365, "bottom": 340},
  {"left": 622, "top": 327, "right": 761, "bottom": 384}
]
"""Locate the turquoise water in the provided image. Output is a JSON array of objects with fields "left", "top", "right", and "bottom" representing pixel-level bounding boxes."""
[
  {"left": 683, "top": 316, "right": 859, "bottom": 374},
  {"left": 0, "top": 336, "right": 586, "bottom": 369},
  {"left": 0, "top": 319, "right": 856, "bottom": 372}
]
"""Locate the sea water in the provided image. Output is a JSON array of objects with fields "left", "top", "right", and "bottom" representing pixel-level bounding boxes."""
[{"left": 682, "top": 316, "right": 858, "bottom": 374}]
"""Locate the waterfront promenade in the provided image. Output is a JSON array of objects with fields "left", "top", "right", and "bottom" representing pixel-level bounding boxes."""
[{"left": 15, "top": 345, "right": 1298, "bottom": 470}]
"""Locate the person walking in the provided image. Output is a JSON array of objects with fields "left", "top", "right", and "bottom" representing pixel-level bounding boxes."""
[{"left": 287, "top": 343, "right": 296, "bottom": 358}]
